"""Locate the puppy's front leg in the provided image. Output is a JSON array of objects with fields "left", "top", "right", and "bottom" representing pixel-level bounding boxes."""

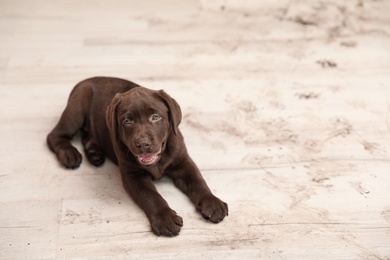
[
  {"left": 168, "top": 157, "right": 228, "bottom": 223},
  {"left": 120, "top": 170, "right": 183, "bottom": 237}
]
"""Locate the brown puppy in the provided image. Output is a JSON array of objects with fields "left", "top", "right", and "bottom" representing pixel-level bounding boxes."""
[{"left": 47, "top": 77, "right": 228, "bottom": 236}]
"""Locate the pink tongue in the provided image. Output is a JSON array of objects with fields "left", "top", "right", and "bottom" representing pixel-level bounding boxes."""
[{"left": 139, "top": 154, "right": 154, "bottom": 160}]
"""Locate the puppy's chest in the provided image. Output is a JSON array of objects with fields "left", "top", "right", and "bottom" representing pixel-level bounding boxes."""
[{"left": 144, "top": 164, "right": 166, "bottom": 180}]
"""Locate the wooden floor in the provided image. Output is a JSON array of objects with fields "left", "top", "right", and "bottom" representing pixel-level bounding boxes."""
[{"left": 1, "top": 0, "right": 390, "bottom": 259}]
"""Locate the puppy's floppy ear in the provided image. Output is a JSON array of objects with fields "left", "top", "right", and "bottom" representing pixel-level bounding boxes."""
[
  {"left": 157, "top": 90, "right": 182, "bottom": 135},
  {"left": 105, "top": 93, "right": 122, "bottom": 143}
]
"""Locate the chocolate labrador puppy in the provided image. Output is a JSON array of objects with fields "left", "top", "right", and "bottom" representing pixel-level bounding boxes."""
[{"left": 47, "top": 77, "right": 228, "bottom": 236}]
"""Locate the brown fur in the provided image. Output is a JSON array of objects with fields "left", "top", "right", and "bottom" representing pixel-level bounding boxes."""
[{"left": 47, "top": 77, "right": 228, "bottom": 236}]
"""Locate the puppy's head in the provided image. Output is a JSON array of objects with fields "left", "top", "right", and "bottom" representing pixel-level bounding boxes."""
[{"left": 106, "top": 87, "right": 181, "bottom": 166}]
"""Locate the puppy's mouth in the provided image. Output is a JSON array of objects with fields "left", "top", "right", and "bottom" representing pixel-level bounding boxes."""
[{"left": 136, "top": 147, "right": 162, "bottom": 166}]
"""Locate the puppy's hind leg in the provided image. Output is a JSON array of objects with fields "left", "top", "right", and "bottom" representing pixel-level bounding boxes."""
[{"left": 47, "top": 87, "right": 90, "bottom": 169}]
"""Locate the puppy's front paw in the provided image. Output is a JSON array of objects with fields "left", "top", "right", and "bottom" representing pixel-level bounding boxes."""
[
  {"left": 57, "top": 147, "right": 82, "bottom": 169},
  {"left": 197, "top": 195, "right": 228, "bottom": 223},
  {"left": 150, "top": 208, "right": 183, "bottom": 237}
]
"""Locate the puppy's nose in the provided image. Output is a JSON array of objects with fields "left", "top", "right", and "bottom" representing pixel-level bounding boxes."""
[{"left": 135, "top": 137, "right": 151, "bottom": 151}]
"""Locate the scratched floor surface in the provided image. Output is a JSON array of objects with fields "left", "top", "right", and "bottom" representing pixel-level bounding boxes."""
[{"left": 0, "top": 0, "right": 390, "bottom": 259}]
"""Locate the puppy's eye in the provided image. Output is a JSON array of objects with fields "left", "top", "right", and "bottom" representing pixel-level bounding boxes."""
[
  {"left": 122, "top": 119, "right": 134, "bottom": 125},
  {"left": 150, "top": 114, "right": 161, "bottom": 122}
]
